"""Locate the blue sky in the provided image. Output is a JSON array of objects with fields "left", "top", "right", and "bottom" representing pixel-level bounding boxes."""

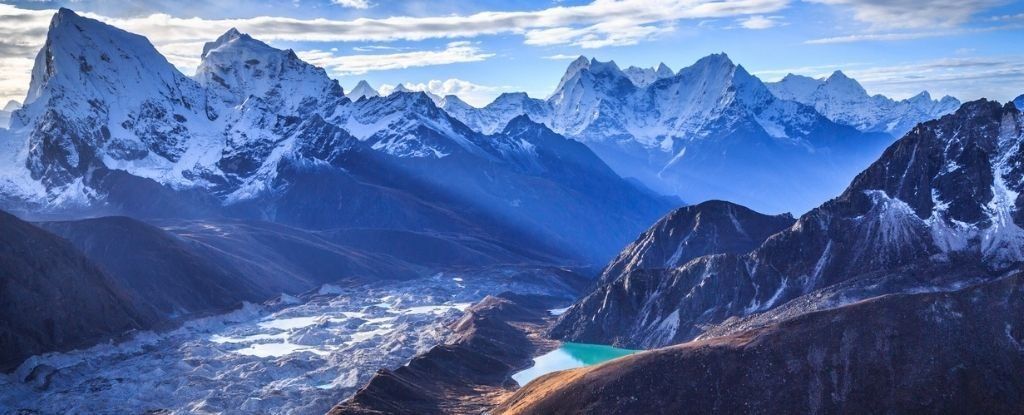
[{"left": 0, "top": 0, "right": 1022, "bottom": 106}]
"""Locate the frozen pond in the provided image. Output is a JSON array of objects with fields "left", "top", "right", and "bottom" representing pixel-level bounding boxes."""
[{"left": 512, "top": 342, "right": 639, "bottom": 386}]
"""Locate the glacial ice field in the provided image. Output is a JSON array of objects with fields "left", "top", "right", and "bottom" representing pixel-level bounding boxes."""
[{"left": 0, "top": 272, "right": 544, "bottom": 415}]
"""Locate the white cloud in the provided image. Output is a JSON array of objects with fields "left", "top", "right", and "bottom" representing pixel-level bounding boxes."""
[
  {"left": 332, "top": 0, "right": 371, "bottom": 9},
  {"left": 736, "top": 15, "right": 781, "bottom": 29},
  {"left": 378, "top": 79, "right": 515, "bottom": 107},
  {"left": 298, "top": 42, "right": 493, "bottom": 76},
  {"left": 806, "top": 0, "right": 1003, "bottom": 29},
  {"left": 544, "top": 54, "right": 581, "bottom": 60},
  {"left": 36, "top": 0, "right": 789, "bottom": 49},
  {"left": 524, "top": 20, "right": 674, "bottom": 48}
]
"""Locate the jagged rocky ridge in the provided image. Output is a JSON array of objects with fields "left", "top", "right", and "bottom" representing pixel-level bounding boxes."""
[
  {"left": 767, "top": 71, "right": 960, "bottom": 137},
  {"left": 443, "top": 54, "right": 899, "bottom": 214},
  {"left": 0, "top": 9, "right": 673, "bottom": 262},
  {"left": 551, "top": 99, "right": 1024, "bottom": 349}
]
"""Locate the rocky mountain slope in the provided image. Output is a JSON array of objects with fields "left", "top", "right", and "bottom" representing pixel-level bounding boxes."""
[
  {"left": 444, "top": 54, "right": 896, "bottom": 214},
  {"left": 497, "top": 272, "right": 1024, "bottom": 415},
  {"left": 0, "top": 9, "right": 672, "bottom": 263},
  {"left": 596, "top": 200, "right": 794, "bottom": 284},
  {"left": 0, "top": 210, "right": 154, "bottom": 370},
  {"left": 767, "top": 71, "right": 960, "bottom": 137},
  {"left": 552, "top": 99, "right": 1024, "bottom": 348}
]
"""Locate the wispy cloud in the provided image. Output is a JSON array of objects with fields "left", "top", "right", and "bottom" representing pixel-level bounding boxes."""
[
  {"left": 0, "top": 1, "right": 793, "bottom": 89},
  {"left": 298, "top": 41, "right": 493, "bottom": 76},
  {"left": 83, "top": 0, "right": 789, "bottom": 47},
  {"left": 736, "top": 15, "right": 783, "bottom": 29},
  {"left": 524, "top": 20, "right": 674, "bottom": 48},
  {"left": 806, "top": 0, "right": 1003, "bottom": 29}
]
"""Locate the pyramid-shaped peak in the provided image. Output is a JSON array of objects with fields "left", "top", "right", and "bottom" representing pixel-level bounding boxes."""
[
  {"left": 27, "top": 6, "right": 183, "bottom": 105},
  {"left": 821, "top": 70, "right": 867, "bottom": 95},
  {"left": 908, "top": 91, "right": 933, "bottom": 102},
  {"left": 47, "top": 7, "right": 136, "bottom": 40},
  {"left": 439, "top": 94, "right": 470, "bottom": 109},
  {"left": 347, "top": 80, "right": 380, "bottom": 100},
  {"left": 656, "top": 62, "right": 674, "bottom": 75},
  {"left": 826, "top": 70, "right": 852, "bottom": 81},
  {"left": 569, "top": 55, "right": 590, "bottom": 68},
  {"left": 502, "top": 113, "right": 550, "bottom": 135},
  {"left": 695, "top": 53, "right": 735, "bottom": 67}
]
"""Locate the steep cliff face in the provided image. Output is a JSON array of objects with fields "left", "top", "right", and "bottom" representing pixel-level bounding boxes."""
[{"left": 552, "top": 100, "right": 1024, "bottom": 348}]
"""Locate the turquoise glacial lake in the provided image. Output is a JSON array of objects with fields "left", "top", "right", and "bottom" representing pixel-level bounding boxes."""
[{"left": 512, "top": 342, "right": 639, "bottom": 386}]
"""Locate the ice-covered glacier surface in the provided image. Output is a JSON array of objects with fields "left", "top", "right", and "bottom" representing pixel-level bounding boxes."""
[{"left": 0, "top": 274, "right": 510, "bottom": 415}]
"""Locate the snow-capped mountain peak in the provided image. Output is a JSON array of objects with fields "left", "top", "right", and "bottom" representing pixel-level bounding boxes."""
[
  {"left": 387, "top": 84, "right": 442, "bottom": 105},
  {"left": 1015, "top": 94, "right": 1024, "bottom": 111},
  {"left": 821, "top": 70, "right": 868, "bottom": 97},
  {"left": 195, "top": 28, "right": 342, "bottom": 111},
  {"left": 623, "top": 62, "right": 674, "bottom": 87},
  {"left": 766, "top": 70, "right": 961, "bottom": 137},
  {"left": 346, "top": 80, "right": 380, "bottom": 101},
  {"left": 25, "top": 7, "right": 199, "bottom": 112},
  {"left": 555, "top": 56, "right": 592, "bottom": 90},
  {"left": 6, "top": 6, "right": 210, "bottom": 198},
  {"left": 439, "top": 94, "right": 472, "bottom": 111}
]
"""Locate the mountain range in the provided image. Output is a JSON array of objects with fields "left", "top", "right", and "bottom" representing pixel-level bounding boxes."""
[
  {"left": 442, "top": 55, "right": 960, "bottom": 214},
  {"left": 551, "top": 99, "right": 1024, "bottom": 349},
  {"left": 0, "top": 8, "right": 673, "bottom": 263},
  {"left": 1, "top": 6, "right": 1016, "bottom": 414},
  {"left": 766, "top": 71, "right": 960, "bottom": 137}
]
